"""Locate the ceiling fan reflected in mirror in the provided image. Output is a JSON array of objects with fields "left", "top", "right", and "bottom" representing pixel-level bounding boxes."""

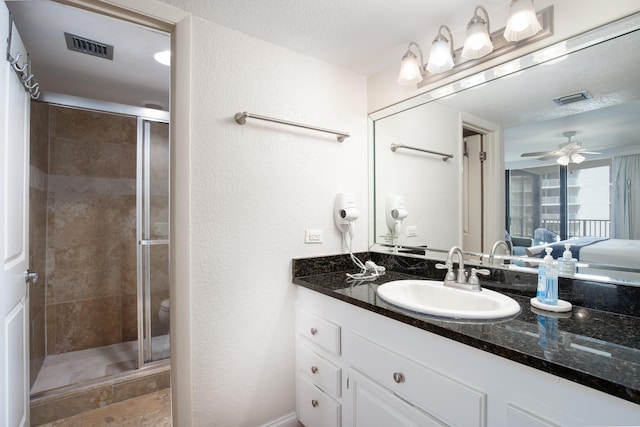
[{"left": 520, "top": 131, "right": 601, "bottom": 165}]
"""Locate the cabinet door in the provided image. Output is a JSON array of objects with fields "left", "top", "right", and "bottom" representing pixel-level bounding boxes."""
[
  {"left": 298, "top": 374, "right": 341, "bottom": 427},
  {"left": 348, "top": 369, "right": 445, "bottom": 427},
  {"left": 506, "top": 404, "right": 560, "bottom": 427}
]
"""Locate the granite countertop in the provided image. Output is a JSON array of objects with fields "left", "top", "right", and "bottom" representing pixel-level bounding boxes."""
[{"left": 292, "top": 253, "right": 640, "bottom": 406}]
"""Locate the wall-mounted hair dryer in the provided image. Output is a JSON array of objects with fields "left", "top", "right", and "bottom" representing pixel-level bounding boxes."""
[
  {"left": 386, "top": 195, "right": 408, "bottom": 238},
  {"left": 334, "top": 193, "right": 359, "bottom": 236}
]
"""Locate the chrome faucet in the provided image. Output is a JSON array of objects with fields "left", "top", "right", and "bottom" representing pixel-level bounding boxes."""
[
  {"left": 436, "top": 245, "right": 489, "bottom": 292},
  {"left": 489, "top": 240, "right": 512, "bottom": 266},
  {"left": 447, "top": 246, "right": 466, "bottom": 285}
]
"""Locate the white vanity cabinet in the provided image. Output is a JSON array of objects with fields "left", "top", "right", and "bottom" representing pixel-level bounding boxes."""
[
  {"left": 296, "top": 286, "right": 640, "bottom": 427},
  {"left": 295, "top": 306, "right": 343, "bottom": 427},
  {"left": 348, "top": 332, "right": 486, "bottom": 426}
]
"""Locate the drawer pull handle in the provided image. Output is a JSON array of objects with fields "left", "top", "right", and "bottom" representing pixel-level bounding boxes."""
[
  {"left": 311, "top": 399, "right": 319, "bottom": 408},
  {"left": 311, "top": 366, "right": 318, "bottom": 374},
  {"left": 310, "top": 327, "right": 318, "bottom": 335},
  {"left": 393, "top": 372, "right": 405, "bottom": 383}
]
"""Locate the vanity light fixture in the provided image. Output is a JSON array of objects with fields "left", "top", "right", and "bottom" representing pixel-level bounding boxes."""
[
  {"left": 504, "top": 0, "right": 543, "bottom": 41},
  {"left": 462, "top": 6, "right": 493, "bottom": 60},
  {"left": 397, "top": 6, "right": 553, "bottom": 88},
  {"left": 398, "top": 42, "right": 425, "bottom": 85},
  {"left": 426, "top": 25, "right": 455, "bottom": 74}
]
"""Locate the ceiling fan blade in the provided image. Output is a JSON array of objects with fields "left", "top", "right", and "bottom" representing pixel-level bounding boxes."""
[
  {"left": 520, "top": 150, "right": 557, "bottom": 157},
  {"left": 538, "top": 154, "right": 561, "bottom": 161},
  {"left": 578, "top": 150, "right": 601, "bottom": 155}
]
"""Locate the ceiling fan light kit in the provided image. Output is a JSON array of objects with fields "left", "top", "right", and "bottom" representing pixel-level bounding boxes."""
[{"left": 520, "top": 130, "right": 601, "bottom": 165}]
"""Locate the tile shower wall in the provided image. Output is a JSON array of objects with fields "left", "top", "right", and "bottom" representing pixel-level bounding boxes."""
[
  {"left": 43, "top": 104, "right": 138, "bottom": 354},
  {"left": 29, "top": 102, "right": 49, "bottom": 386}
]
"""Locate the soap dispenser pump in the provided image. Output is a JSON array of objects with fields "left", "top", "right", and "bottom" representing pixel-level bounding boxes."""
[{"left": 537, "top": 247, "right": 558, "bottom": 306}]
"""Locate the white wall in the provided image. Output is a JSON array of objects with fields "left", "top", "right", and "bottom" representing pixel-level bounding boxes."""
[
  {"left": 183, "top": 15, "right": 367, "bottom": 427},
  {"left": 367, "top": 0, "right": 640, "bottom": 113},
  {"left": 374, "top": 102, "right": 461, "bottom": 249}
]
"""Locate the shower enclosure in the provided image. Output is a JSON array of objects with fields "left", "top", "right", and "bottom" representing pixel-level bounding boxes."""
[
  {"left": 29, "top": 100, "right": 170, "bottom": 394},
  {"left": 137, "top": 117, "right": 171, "bottom": 365}
]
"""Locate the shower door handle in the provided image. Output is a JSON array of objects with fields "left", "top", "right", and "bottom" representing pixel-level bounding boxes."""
[{"left": 24, "top": 269, "right": 39, "bottom": 284}]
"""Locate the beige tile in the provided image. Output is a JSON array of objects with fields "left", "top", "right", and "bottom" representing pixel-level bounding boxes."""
[
  {"left": 104, "top": 359, "right": 136, "bottom": 377},
  {"left": 30, "top": 102, "right": 50, "bottom": 173},
  {"left": 33, "top": 389, "right": 171, "bottom": 427},
  {"left": 113, "top": 371, "right": 171, "bottom": 403},
  {"left": 120, "top": 293, "right": 138, "bottom": 342},
  {"left": 52, "top": 297, "right": 122, "bottom": 354},
  {"left": 29, "top": 186, "right": 48, "bottom": 387},
  {"left": 30, "top": 385, "right": 113, "bottom": 426},
  {"left": 49, "top": 106, "right": 137, "bottom": 179},
  {"left": 46, "top": 304, "right": 57, "bottom": 356},
  {"left": 46, "top": 191, "right": 135, "bottom": 304}
]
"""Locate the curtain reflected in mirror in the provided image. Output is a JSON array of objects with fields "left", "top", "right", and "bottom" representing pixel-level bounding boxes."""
[{"left": 612, "top": 154, "right": 640, "bottom": 239}]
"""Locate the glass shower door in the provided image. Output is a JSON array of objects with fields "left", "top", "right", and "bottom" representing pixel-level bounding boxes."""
[{"left": 137, "top": 118, "right": 170, "bottom": 365}]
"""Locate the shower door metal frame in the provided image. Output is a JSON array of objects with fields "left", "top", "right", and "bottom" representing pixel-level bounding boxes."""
[{"left": 136, "top": 116, "right": 170, "bottom": 368}]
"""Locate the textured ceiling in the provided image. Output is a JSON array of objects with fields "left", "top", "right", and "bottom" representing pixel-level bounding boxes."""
[
  {"left": 159, "top": 0, "right": 509, "bottom": 75},
  {"left": 5, "top": 0, "right": 639, "bottom": 166}
]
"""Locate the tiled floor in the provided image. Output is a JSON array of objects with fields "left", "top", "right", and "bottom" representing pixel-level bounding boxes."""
[
  {"left": 33, "top": 388, "right": 172, "bottom": 426},
  {"left": 32, "top": 336, "right": 170, "bottom": 394}
]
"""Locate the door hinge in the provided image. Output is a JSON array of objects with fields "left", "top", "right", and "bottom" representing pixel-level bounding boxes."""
[
  {"left": 479, "top": 151, "right": 487, "bottom": 162},
  {"left": 346, "top": 375, "right": 349, "bottom": 389}
]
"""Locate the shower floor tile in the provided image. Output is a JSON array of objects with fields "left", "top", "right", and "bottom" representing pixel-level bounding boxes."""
[{"left": 31, "top": 336, "right": 168, "bottom": 394}]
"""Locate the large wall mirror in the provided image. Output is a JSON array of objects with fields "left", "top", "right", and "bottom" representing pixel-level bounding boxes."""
[{"left": 370, "top": 11, "right": 640, "bottom": 285}]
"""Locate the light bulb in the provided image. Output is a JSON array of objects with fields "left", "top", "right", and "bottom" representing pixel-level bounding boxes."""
[
  {"left": 571, "top": 153, "right": 585, "bottom": 164},
  {"left": 462, "top": 9, "right": 493, "bottom": 60},
  {"left": 427, "top": 37, "right": 454, "bottom": 73},
  {"left": 504, "top": 0, "right": 542, "bottom": 42},
  {"left": 398, "top": 51, "right": 423, "bottom": 85},
  {"left": 557, "top": 155, "right": 570, "bottom": 166}
]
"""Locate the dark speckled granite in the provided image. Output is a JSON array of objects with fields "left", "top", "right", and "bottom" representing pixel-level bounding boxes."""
[{"left": 292, "top": 252, "right": 640, "bottom": 405}]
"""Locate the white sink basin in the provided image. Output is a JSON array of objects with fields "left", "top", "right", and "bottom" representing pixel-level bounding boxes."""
[{"left": 377, "top": 280, "right": 521, "bottom": 320}]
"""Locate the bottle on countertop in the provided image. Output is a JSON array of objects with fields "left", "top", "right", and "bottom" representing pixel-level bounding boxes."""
[
  {"left": 558, "top": 243, "right": 577, "bottom": 276},
  {"left": 537, "top": 247, "right": 558, "bottom": 305}
]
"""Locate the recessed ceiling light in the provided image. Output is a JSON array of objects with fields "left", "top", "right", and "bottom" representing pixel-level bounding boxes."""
[{"left": 154, "top": 50, "right": 171, "bottom": 66}]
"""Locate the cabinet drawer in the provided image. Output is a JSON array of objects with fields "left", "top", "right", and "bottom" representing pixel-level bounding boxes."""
[
  {"left": 297, "top": 308, "right": 341, "bottom": 355},
  {"left": 350, "top": 333, "right": 486, "bottom": 427},
  {"left": 298, "top": 343, "right": 342, "bottom": 397},
  {"left": 298, "top": 374, "right": 341, "bottom": 427}
]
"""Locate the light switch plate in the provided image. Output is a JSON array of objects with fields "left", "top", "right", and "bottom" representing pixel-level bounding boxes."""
[{"left": 407, "top": 225, "right": 417, "bottom": 237}]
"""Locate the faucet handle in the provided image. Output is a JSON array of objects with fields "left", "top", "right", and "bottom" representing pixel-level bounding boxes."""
[
  {"left": 435, "top": 261, "right": 450, "bottom": 270},
  {"left": 436, "top": 261, "right": 456, "bottom": 282},
  {"left": 468, "top": 268, "right": 490, "bottom": 287}
]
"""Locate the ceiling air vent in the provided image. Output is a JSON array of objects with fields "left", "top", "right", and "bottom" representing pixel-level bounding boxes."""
[
  {"left": 64, "top": 32, "right": 113, "bottom": 60},
  {"left": 552, "top": 90, "right": 592, "bottom": 106}
]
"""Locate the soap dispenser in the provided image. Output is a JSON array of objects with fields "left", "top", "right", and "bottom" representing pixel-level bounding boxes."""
[
  {"left": 558, "top": 243, "right": 577, "bottom": 276},
  {"left": 536, "top": 247, "right": 558, "bottom": 305}
]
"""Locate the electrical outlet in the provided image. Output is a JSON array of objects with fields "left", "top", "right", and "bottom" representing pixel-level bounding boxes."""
[
  {"left": 406, "top": 225, "right": 417, "bottom": 237},
  {"left": 305, "top": 229, "right": 323, "bottom": 243}
]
